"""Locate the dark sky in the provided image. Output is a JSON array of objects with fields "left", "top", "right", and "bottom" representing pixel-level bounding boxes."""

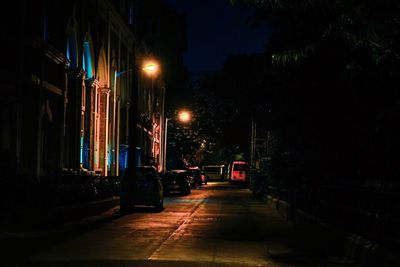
[{"left": 164, "top": 0, "right": 269, "bottom": 77}]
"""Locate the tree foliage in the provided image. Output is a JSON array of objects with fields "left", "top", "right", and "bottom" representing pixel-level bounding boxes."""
[
  {"left": 229, "top": 0, "right": 400, "bottom": 183},
  {"left": 232, "top": 0, "right": 400, "bottom": 67}
]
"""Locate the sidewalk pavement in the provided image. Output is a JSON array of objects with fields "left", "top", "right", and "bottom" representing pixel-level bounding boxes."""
[
  {"left": 0, "top": 196, "right": 121, "bottom": 232},
  {"left": 1, "top": 197, "right": 122, "bottom": 264}
]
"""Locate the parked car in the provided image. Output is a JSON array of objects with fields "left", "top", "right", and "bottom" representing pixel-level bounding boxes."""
[
  {"left": 120, "top": 166, "right": 164, "bottom": 211},
  {"left": 186, "top": 167, "right": 204, "bottom": 186},
  {"left": 200, "top": 171, "right": 208, "bottom": 185},
  {"left": 162, "top": 171, "right": 191, "bottom": 195},
  {"left": 227, "top": 161, "right": 249, "bottom": 184},
  {"left": 169, "top": 170, "right": 195, "bottom": 188}
]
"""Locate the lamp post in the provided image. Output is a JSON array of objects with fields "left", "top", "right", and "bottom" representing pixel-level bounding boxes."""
[
  {"left": 163, "top": 109, "right": 192, "bottom": 172},
  {"left": 121, "top": 58, "right": 161, "bottom": 212},
  {"left": 110, "top": 68, "right": 137, "bottom": 176},
  {"left": 163, "top": 117, "right": 169, "bottom": 173},
  {"left": 142, "top": 60, "right": 160, "bottom": 167}
]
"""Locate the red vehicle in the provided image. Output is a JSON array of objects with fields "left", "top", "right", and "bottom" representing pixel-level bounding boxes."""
[
  {"left": 200, "top": 171, "right": 207, "bottom": 185},
  {"left": 187, "top": 166, "right": 207, "bottom": 185},
  {"left": 227, "top": 161, "right": 248, "bottom": 183}
]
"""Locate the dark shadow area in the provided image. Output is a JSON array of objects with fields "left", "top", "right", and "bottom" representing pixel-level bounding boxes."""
[
  {"left": 2, "top": 208, "right": 123, "bottom": 265},
  {"left": 26, "top": 259, "right": 282, "bottom": 267}
]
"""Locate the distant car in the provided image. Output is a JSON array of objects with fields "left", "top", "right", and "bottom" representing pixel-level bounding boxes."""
[
  {"left": 121, "top": 166, "right": 164, "bottom": 211},
  {"left": 202, "top": 165, "right": 225, "bottom": 181},
  {"left": 227, "top": 161, "right": 248, "bottom": 183},
  {"left": 162, "top": 171, "right": 191, "bottom": 195},
  {"left": 169, "top": 170, "right": 195, "bottom": 188},
  {"left": 186, "top": 167, "right": 204, "bottom": 186}
]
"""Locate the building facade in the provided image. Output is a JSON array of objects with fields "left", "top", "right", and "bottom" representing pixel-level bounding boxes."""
[{"left": 0, "top": 0, "right": 166, "bottom": 180}]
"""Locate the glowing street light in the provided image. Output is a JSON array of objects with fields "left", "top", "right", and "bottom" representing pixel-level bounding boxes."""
[
  {"left": 163, "top": 109, "right": 192, "bottom": 172},
  {"left": 142, "top": 61, "right": 159, "bottom": 76},
  {"left": 178, "top": 110, "right": 191, "bottom": 123}
]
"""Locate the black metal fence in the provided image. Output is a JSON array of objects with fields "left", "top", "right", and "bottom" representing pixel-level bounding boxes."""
[
  {"left": 314, "top": 180, "right": 400, "bottom": 248},
  {"left": 248, "top": 171, "right": 400, "bottom": 248}
]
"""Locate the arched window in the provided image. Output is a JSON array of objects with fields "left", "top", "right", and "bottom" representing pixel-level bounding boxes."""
[
  {"left": 83, "top": 34, "right": 95, "bottom": 79},
  {"left": 66, "top": 35, "right": 78, "bottom": 68},
  {"left": 65, "top": 17, "right": 79, "bottom": 69},
  {"left": 97, "top": 46, "right": 108, "bottom": 87}
]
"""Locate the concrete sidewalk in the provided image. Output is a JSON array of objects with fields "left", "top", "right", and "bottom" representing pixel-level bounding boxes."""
[
  {"left": 0, "top": 196, "right": 120, "bottom": 233},
  {"left": 1, "top": 197, "right": 122, "bottom": 265}
]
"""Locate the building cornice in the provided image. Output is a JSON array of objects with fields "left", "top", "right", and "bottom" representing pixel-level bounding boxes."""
[{"left": 32, "top": 40, "right": 68, "bottom": 66}]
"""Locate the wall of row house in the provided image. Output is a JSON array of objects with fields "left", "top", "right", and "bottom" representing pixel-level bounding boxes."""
[{"left": 0, "top": 0, "right": 166, "bottom": 181}]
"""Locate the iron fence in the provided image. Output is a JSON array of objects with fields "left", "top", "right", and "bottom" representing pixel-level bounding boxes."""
[{"left": 248, "top": 171, "right": 400, "bottom": 248}]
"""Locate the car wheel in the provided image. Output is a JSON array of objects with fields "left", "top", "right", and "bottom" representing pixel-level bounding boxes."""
[
  {"left": 155, "top": 199, "right": 164, "bottom": 211},
  {"left": 120, "top": 199, "right": 134, "bottom": 213},
  {"left": 182, "top": 187, "right": 190, "bottom": 195}
]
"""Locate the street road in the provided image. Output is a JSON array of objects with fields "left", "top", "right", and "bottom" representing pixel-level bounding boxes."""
[{"left": 25, "top": 181, "right": 350, "bottom": 267}]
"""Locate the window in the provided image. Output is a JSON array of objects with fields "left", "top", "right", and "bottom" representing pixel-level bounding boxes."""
[
  {"left": 233, "top": 164, "right": 248, "bottom": 172},
  {"left": 83, "top": 41, "right": 93, "bottom": 79}
]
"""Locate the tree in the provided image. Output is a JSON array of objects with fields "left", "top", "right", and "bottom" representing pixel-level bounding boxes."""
[{"left": 229, "top": 0, "right": 400, "bottom": 182}]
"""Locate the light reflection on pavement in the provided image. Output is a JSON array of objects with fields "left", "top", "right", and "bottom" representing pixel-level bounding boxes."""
[{"left": 26, "top": 181, "right": 350, "bottom": 267}]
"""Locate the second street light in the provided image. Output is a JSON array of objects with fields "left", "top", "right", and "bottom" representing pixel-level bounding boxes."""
[
  {"left": 178, "top": 110, "right": 191, "bottom": 123},
  {"left": 163, "top": 109, "right": 192, "bottom": 172}
]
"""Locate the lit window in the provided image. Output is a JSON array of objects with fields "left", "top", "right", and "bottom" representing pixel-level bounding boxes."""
[{"left": 83, "top": 41, "right": 93, "bottom": 79}]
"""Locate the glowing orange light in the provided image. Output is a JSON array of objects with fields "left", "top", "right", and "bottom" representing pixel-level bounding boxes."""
[
  {"left": 178, "top": 110, "right": 191, "bottom": 123},
  {"left": 142, "top": 61, "right": 159, "bottom": 76}
]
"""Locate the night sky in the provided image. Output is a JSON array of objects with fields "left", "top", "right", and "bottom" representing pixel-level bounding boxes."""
[{"left": 164, "top": 0, "right": 269, "bottom": 77}]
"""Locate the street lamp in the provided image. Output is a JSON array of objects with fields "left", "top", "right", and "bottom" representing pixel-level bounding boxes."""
[
  {"left": 178, "top": 110, "right": 191, "bottom": 123},
  {"left": 110, "top": 63, "right": 155, "bottom": 175},
  {"left": 120, "top": 58, "right": 161, "bottom": 212},
  {"left": 142, "top": 60, "right": 159, "bottom": 77},
  {"left": 141, "top": 59, "right": 162, "bottom": 169},
  {"left": 163, "top": 109, "right": 192, "bottom": 172},
  {"left": 109, "top": 58, "right": 161, "bottom": 173}
]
